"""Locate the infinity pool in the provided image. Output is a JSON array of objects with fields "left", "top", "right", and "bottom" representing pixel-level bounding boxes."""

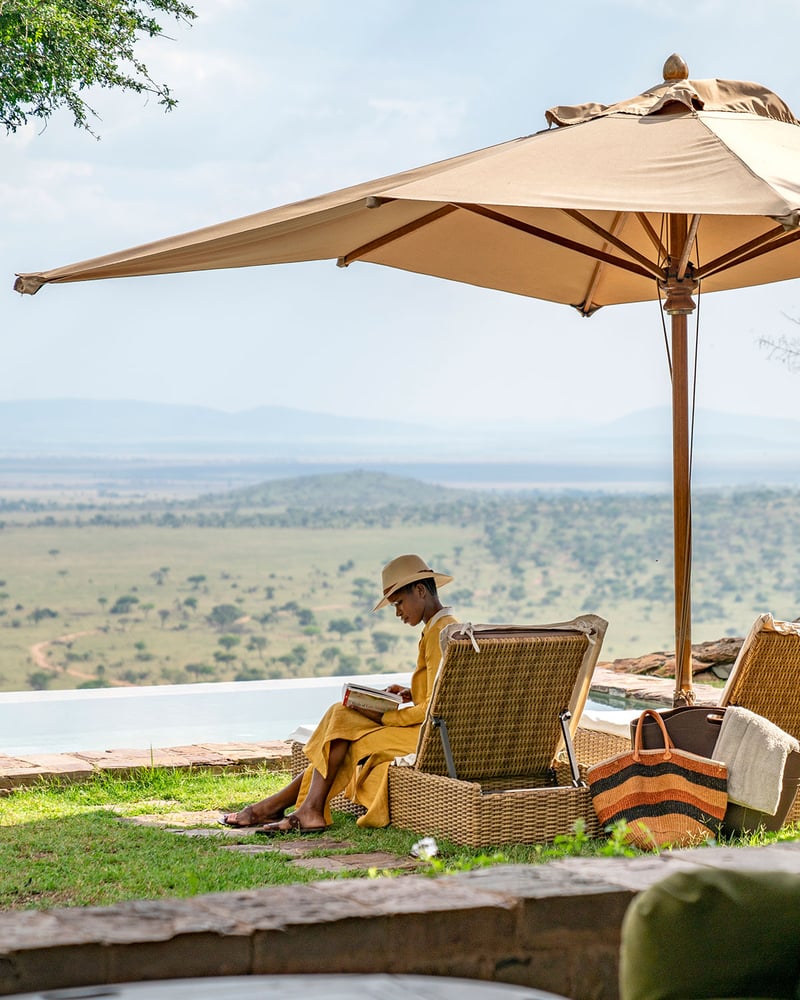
[{"left": 0, "top": 676, "right": 634, "bottom": 757}]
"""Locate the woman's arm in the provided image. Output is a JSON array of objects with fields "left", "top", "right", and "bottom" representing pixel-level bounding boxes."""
[{"left": 380, "top": 619, "right": 449, "bottom": 728}]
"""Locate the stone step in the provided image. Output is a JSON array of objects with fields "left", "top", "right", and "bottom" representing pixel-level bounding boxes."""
[{"left": 0, "top": 741, "right": 291, "bottom": 791}]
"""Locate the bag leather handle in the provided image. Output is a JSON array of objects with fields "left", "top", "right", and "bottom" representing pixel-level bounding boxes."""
[{"left": 633, "top": 709, "right": 673, "bottom": 760}]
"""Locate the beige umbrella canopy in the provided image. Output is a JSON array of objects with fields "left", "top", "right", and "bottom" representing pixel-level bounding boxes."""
[{"left": 15, "top": 55, "right": 800, "bottom": 704}]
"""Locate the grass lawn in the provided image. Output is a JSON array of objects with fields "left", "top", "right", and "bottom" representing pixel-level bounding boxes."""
[{"left": 2, "top": 766, "right": 800, "bottom": 911}]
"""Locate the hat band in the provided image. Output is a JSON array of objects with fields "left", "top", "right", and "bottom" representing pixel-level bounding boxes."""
[{"left": 383, "top": 570, "right": 432, "bottom": 597}]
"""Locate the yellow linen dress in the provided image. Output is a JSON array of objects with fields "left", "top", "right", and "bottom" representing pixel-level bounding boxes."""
[{"left": 296, "top": 607, "right": 456, "bottom": 827}]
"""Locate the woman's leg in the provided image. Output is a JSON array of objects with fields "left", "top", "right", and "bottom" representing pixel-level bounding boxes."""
[
  {"left": 222, "top": 772, "right": 303, "bottom": 826},
  {"left": 260, "top": 738, "right": 349, "bottom": 832}
]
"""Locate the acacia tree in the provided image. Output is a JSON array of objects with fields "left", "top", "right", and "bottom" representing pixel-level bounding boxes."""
[{"left": 0, "top": 0, "right": 196, "bottom": 134}]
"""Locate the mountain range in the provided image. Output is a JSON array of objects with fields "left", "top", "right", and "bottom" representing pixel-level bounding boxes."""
[{"left": 1, "top": 398, "right": 799, "bottom": 488}]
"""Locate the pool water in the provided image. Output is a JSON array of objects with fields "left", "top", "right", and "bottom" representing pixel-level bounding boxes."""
[{"left": 0, "top": 678, "right": 644, "bottom": 757}]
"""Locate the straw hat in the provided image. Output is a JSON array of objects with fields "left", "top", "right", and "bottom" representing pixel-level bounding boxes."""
[{"left": 373, "top": 554, "right": 453, "bottom": 612}]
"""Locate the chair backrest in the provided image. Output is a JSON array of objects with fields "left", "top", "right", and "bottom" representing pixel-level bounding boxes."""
[
  {"left": 721, "top": 613, "right": 800, "bottom": 740},
  {"left": 414, "top": 614, "right": 608, "bottom": 781}
]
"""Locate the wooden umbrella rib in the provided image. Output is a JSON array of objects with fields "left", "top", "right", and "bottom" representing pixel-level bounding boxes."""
[
  {"left": 561, "top": 209, "right": 663, "bottom": 277},
  {"left": 635, "top": 213, "right": 668, "bottom": 259},
  {"left": 579, "top": 212, "right": 627, "bottom": 314},
  {"left": 696, "top": 225, "right": 800, "bottom": 280},
  {"left": 337, "top": 204, "right": 458, "bottom": 266},
  {"left": 677, "top": 214, "right": 701, "bottom": 279},
  {"left": 455, "top": 204, "right": 656, "bottom": 281}
]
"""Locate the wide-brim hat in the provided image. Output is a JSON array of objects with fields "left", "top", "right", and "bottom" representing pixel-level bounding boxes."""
[{"left": 373, "top": 553, "right": 453, "bottom": 612}]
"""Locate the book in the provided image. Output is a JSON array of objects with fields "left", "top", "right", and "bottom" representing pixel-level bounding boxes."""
[{"left": 342, "top": 682, "right": 403, "bottom": 713}]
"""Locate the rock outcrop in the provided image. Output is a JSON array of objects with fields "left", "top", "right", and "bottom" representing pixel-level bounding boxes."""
[{"left": 602, "top": 636, "right": 744, "bottom": 686}]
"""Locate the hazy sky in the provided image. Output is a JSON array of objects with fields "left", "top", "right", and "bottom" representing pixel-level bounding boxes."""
[{"left": 5, "top": 0, "right": 800, "bottom": 426}]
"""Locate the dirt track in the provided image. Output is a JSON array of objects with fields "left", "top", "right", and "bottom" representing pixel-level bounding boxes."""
[{"left": 29, "top": 630, "right": 132, "bottom": 686}]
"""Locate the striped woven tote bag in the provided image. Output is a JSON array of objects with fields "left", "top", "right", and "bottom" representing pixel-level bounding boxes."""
[{"left": 586, "top": 708, "right": 727, "bottom": 850}]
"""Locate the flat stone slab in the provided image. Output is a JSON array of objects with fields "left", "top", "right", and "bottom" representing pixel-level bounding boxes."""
[
  {"left": 188, "top": 742, "right": 291, "bottom": 767},
  {"left": 0, "top": 742, "right": 292, "bottom": 789},
  {"left": 290, "top": 851, "right": 420, "bottom": 873},
  {"left": 221, "top": 837, "right": 356, "bottom": 857},
  {"left": 159, "top": 745, "right": 250, "bottom": 767},
  {"left": 249, "top": 837, "right": 355, "bottom": 855},
  {"left": 74, "top": 748, "right": 198, "bottom": 771},
  {"left": 220, "top": 837, "right": 360, "bottom": 867},
  {"left": 0, "top": 753, "right": 94, "bottom": 788},
  {"left": 118, "top": 810, "right": 229, "bottom": 828}
]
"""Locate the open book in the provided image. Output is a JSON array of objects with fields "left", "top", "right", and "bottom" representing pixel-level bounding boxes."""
[{"left": 342, "top": 682, "right": 403, "bottom": 713}]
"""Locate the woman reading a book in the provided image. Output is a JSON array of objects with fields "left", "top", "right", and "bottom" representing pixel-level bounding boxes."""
[{"left": 220, "top": 554, "right": 457, "bottom": 834}]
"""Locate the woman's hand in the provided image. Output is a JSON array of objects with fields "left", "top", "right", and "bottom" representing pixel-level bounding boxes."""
[{"left": 385, "top": 684, "right": 413, "bottom": 703}]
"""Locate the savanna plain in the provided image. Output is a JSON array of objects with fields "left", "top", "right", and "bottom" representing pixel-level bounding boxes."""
[{"left": 2, "top": 468, "right": 799, "bottom": 693}]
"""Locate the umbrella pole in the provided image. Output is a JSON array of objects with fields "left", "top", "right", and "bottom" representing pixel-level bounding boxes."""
[
  {"left": 664, "top": 214, "right": 697, "bottom": 706},
  {"left": 670, "top": 307, "right": 694, "bottom": 705}
]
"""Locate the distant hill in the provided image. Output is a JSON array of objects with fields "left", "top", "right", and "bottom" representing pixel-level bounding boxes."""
[
  {"left": 0, "top": 399, "right": 413, "bottom": 450},
  {"left": 198, "top": 469, "right": 465, "bottom": 509},
  {"left": 1, "top": 399, "right": 800, "bottom": 482}
]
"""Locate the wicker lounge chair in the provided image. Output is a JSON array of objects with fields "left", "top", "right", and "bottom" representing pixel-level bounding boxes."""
[
  {"left": 719, "top": 613, "right": 800, "bottom": 825},
  {"left": 573, "top": 613, "right": 800, "bottom": 825},
  {"left": 720, "top": 614, "right": 800, "bottom": 729},
  {"left": 387, "top": 614, "right": 608, "bottom": 846}
]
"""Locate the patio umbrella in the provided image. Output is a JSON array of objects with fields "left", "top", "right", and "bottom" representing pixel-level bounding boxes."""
[{"left": 15, "top": 55, "right": 800, "bottom": 705}]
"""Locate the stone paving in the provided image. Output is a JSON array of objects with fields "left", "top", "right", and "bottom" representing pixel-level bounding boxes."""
[
  {"left": 0, "top": 740, "right": 291, "bottom": 791},
  {"left": 119, "top": 809, "right": 420, "bottom": 874}
]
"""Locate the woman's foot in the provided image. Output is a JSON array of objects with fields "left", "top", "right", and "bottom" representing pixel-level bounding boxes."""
[
  {"left": 219, "top": 803, "right": 286, "bottom": 828},
  {"left": 256, "top": 813, "right": 331, "bottom": 837}
]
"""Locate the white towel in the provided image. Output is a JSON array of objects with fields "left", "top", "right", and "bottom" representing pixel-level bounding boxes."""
[
  {"left": 285, "top": 724, "right": 315, "bottom": 744},
  {"left": 713, "top": 707, "right": 799, "bottom": 815}
]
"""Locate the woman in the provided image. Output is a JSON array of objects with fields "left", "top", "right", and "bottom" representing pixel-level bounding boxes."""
[{"left": 220, "top": 553, "right": 456, "bottom": 834}]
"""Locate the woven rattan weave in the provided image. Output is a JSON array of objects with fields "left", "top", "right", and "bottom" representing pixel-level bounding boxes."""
[
  {"left": 722, "top": 615, "right": 800, "bottom": 739},
  {"left": 573, "top": 725, "right": 631, "bottom": 764},
  {"left": 720, "top": 614, "right": 800, "bottom": 826},
  {"left": 387, "top": 615, "right": 608, "bottom": 846}
]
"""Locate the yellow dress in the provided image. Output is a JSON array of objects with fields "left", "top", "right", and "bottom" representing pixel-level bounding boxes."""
[{"left": 296, "top": 607, "right": 456, "bottom": 827}]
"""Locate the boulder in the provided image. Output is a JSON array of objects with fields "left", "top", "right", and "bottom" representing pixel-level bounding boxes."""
[{"left": 603, "top": 636, "right": 743, "bottom": 681}]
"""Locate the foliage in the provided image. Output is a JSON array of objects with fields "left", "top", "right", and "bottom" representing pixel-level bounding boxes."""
[
  {"left": 110, "top": 594, "right": 139, "bottom": 614},
  {"left": 207, "top": 604, "right": 240, "bottom": 628},
  {"left": 27, "top": 606, "right": 58, "bottom": 623},
  {"left": 0, "top": 0, "right": 196, "bottom": 134},
  {"left": 420, "top": 850, "right": 507, "bottom": 876}
]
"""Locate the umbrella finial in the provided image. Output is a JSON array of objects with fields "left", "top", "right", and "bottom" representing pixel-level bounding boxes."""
[{"left": 663, "top": 54, "right": 689, "bottom": 81}]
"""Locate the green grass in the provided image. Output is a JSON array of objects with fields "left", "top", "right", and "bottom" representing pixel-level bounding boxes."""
[
  {"left": 1, "top": 767, "right": 798, "bottom": 911},
  {"left": 0, "top": 766, "right": 397, "bottom": 909}
]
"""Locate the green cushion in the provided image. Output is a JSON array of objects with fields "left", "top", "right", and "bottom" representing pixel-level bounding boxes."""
[{"left": 619, "top": 869, "right": 800, "bottom": 1000}]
